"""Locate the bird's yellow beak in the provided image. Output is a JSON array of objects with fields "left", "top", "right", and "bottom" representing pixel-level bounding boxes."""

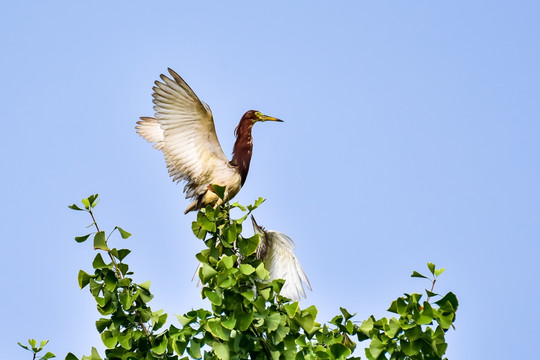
[{"left": 256, "top": 112, "right": 284, "bottom": 122}]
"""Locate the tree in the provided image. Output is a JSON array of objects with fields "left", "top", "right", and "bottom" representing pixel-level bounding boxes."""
[{"left": 61, "top": 194, "right": 457, "bottom": 360}]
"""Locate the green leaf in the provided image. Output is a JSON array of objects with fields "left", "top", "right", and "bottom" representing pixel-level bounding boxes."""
[
  {"left": 434, "top": 292, "right": 459, "bottom": 310},
  {"left": 265, "top": 312, "right": 282, "bottom": 332},
  {"left": 427, "top": 262, "right": 436, "bottom": 276},
  {"left": 187, "top": 339, "right": 202, "bottom": 359},
  {"left": 95, "top": 318, "right": 111, "bottom": 333},
  {"left": 239, "top": 264, "right": 255, "bottom": 275},
  {"left": 367, "top": 337, "right": 386, "bottom": 359},
  {"left": 84, "top": 347, "right": 102, "bottom": 360},
  {"left": 28, "top": 339, "right": 37, "bottom": 349},
  {"left": 211, "top": 184, "right": 226, "bottom": 200},
  {"left": 197, "top": 211, "right": 216, "bottom": 232},
  {"left": 393, "top": 298, "right": 407, "bottom": 316},
  {"left": 221, "top": 316, "right": 236, "bottom": 330},
  {"left": 303, "top": 305, "right": 318, "bottom": 319},
  {"left": 103, "top": 270, "right": 118, "bottom": 291},
  {"left": 93, "top": 231, "right": 109, "bottom": 251},
  {"left": 386, "top": 317, "right": 401, "bottom": 338},
  {"left": 176, "top": 314, "right": 194, "bottom": 327},
  {"left": 359, "top": 317, "right": 374, "bottom": 335},
  {"left": 411, "top": 271, "right": 428, "bottom": 279},
  {"left": 118, "top": 263, "right": 129, "bottom": 276},
  {"left": 65, "top": 353, "right": 79, "bottom": 360},
  {"left": 75, "top": 234, "right": 91, "bottom": 243},
  {"left": 253, "top": 197, "right": 265, "bottom": 208},
  {"left": 89, "top": 278, "right": 102, "bottom": 297},
  {"left": 68, "top": 204, "right": 84, "bottom": 211},
  {"left": 152, "top": 310, "right": 168, "bottom": 331},
  {"left": 41, "top": 352, "right": 56, "bottom": 360},
  {"left": 238, "top": 234, "right": 260, "bottom": 256},
  {"left": 113, "top": 249, "right": 131, "bottom": 261},
  {"left": 116, "top": 227, "right": 131, "bottom": 239},
  {"left": 192, "top": 221, "right": 207, "bottom": 240},
  {"left": 401, "top": 339, "right": 421, "bottom": 356},
  {"left": 218, "top": 255, "right": 236, "bottom": 270},
  {"left": 296, "top": 314, "right": 314, "bottom": 333},
  {"left": 208, "top": 318, "right": 230, "bottom": 340},
  {"left": 213, "top": 342, "right": 230, "bottom": 360},
  {"left": 435, "top": 268, "right": 445, "bottom": 277},
  {"left": 101, "top": 331, "right": 118, "bottom": 349},
  {"left": 231, "top": 202, "right": 247, "bottom": 211},
  {"left": 119, "top": 291, "right": 133, "bottom": 309},
  {"left": 284, "top": 302, "right": 299, "bottom": 318},
  {"left": 217, "top": 274, "right": 236, "bottom": 289},
  {"left": 172, "top": 340, "right": 188, "bottom": 356},
  {"left": 255, "top": 262, "right": 269, "bottom": 280},
  {"left": 92, "top": 253, "right": 109, "bottom": 269},
  {"left": 224, "top": 223, "right": 238, "bottom": 244},
  {"left": 201, "top": 263, "right": 218, "bottom": 282},
  {"left": 17, "top": 342, "right": 30, "bottom": 351},
  {"left": 330, "top": 343, "right": 351, "bottom": 358},
  {"left": 340, "top": 307, "right": 356, "bottom": 321},
  {"left": 235, "top": 310, "right": 254, "bottom": 331},
  {"left": 241, "top": 291, "right": 255, "bottom": 301},
  {"left": 204, "top": 288, "right": 223, "bottom": 306},
  {"left": 152, "top": 336, "right": 168, "bottom": 355},
  {"left": 139, "top": 281, "right": 151, "bottom": 291},
  {"left": 417, "top": 301, "right": 434, "bottom": 325},
  {"left": 78, "top": 270, "right": 93, "bottom": 289},
  {"left": 82, "top": 198, "right": 91, "bottom": 210},
  {"left": 88, "top": 194, "right": 99, "bottom": 208}
]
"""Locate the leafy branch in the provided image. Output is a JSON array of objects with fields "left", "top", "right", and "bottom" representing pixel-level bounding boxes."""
[
  {"left": 18, "top": 339, "right": 55, "bottom": 360},
  {"left": 60, "top": 194, "right": 458, "bottom": 360}
]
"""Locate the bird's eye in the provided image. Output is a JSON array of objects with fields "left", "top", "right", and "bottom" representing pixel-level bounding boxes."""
[{"left": 254, "top": 111, "right": 262, "bottom": 118}]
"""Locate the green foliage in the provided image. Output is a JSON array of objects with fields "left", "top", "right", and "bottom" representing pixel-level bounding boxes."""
[
  {"left": 18, "top": 339, "right": 56, "bottom": 359},
  {"left": 64, "top": 194, "right": 458, "bottom": 359}
]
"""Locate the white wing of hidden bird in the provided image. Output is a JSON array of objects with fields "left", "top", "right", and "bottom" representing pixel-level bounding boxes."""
[
  {"left": 137, "top": 68, "right": 283, "bottom": 214},
  {"left": 251, "top": 215, "right": 312, "bottom": 301}
]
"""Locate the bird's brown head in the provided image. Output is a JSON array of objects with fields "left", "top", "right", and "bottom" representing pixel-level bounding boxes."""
[{"left": 242, "top": 110, "right": 284, "bottom": 124}]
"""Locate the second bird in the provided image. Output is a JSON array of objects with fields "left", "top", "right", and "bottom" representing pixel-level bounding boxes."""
[{"left": 137, "top": 68, "right": 283, "bottom": 214}]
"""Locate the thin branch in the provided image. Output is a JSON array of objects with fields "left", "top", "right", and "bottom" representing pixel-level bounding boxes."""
[
  {"left": 427, "top": 278, "right": 437, "bottom": 303},
  {"left": 87, "top": 207, "right": 152, "bottom": 341}
]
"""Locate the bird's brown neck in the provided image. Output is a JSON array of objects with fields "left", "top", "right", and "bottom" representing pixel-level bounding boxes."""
[{"left": 231, "top": 117, "right": 255, "bottom": 186}]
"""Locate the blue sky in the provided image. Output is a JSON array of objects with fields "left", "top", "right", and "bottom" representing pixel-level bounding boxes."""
[{"left": 2, "top": 1, "right": 539, "bottom": 359}]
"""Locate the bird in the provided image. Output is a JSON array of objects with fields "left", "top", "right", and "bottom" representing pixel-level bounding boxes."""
[
  {"left": 136, "top": 68, "right": 283, "bottom": 214},
  {"left": 251, "top": 215, "right": 311, "bottom": 300}
]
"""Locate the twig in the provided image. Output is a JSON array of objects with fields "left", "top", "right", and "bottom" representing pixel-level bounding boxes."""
[
  {"left": 427, "top": 278, "right": 437, "bottom": 303},
  {"left": 87, "top": 208, "right": 152, "bottom": 340}
]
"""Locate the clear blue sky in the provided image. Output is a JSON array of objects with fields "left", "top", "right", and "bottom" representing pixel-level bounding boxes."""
[{"left": 2, "top": 1, "right": 539, "bottom": 359}]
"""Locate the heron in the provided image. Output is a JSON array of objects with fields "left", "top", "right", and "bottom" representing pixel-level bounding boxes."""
[
  {"left": 251, "top": 215, "right": 311, "bottom": 300},
  {"left": 137, "top": 68, "right": 283, "bottom": 214}
]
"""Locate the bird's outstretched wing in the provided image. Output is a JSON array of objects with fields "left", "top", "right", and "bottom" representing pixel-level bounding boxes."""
[
  {"left": 137, "top": 68, "right": 236, "bottom": 199},
  {"left": 264, "top": 230, "right": 312, "bottom": 301}
]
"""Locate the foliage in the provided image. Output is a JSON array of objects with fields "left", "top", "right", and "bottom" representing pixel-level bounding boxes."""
[
  {"left": 18, "top": 339, "right": 56, "bottom": 360},
  {"left": 62, "top": 194, "right": 458, "bottom": 359}
]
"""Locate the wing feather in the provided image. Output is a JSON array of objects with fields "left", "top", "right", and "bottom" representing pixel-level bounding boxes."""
[
  {"left": 265, "top": 230, "right": 312, "bottom": 301},
  {"left": 137, "top": 69, "right": 237, "bottom": 199}
]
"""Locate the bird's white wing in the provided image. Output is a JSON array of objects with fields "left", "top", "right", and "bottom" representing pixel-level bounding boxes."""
[
  {"left": 264, "top": 230, "right": 312, "bottom": 301},
  {"left": 137, "top": 68, "right": 235, "bottom": 199}
]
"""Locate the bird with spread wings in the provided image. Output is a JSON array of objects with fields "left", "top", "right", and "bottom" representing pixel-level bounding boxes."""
[
  {"left": 137, "top": 69, "right": 310, "bottom": 300},
  {"left": 136, "top": 68, "right": 282, "bottom": 214}
]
